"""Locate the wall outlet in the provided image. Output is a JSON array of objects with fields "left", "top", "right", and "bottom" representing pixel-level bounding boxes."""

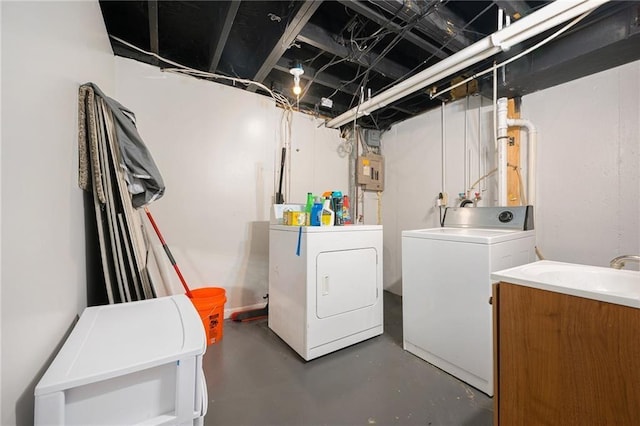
[{"left": 437, "top": 192, "right": 448, "bottom": 207}]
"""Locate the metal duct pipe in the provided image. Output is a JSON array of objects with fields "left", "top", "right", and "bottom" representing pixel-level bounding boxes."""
[{"left": 325, "top": 0, "right": 609, "bottom": 129}]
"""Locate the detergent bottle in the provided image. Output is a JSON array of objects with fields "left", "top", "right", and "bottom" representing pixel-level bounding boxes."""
[
  {"left": 320, "top": 198, "right": 335, "bottom": 226},
  {"left": 331, "top": 191, "right": 344, "bottom": 226},
  {"left": 310, "top": 197, "right": 323, "bottom": 226},
  {"left": 342, "top": 195, "right": 352, "bottom": 224}
]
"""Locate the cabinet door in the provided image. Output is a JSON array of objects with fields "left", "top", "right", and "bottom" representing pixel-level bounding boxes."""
[
  {"left": 496, "top": 283, "right": 640, "bottom": 425},
  {"left": 316, "top": 248, "right": 378, "bottom": 318}
]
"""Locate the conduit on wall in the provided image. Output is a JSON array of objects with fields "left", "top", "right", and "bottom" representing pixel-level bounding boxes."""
[{"left": 325, "top": 0, "right": 610, "bottom": 129}]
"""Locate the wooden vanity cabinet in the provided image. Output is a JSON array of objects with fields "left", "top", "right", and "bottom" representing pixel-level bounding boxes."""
[{"left": 492, "top": 282, "right": 640, "bottom": 426}]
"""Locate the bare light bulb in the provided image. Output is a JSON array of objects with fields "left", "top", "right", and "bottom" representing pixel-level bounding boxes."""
[{"left": 289, "top": 65, "right": 304, "bottom": 97}]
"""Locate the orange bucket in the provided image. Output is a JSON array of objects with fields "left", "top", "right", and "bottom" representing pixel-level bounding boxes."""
[{"left": 191, "top": 287, "right": 227, "bottom": 345}]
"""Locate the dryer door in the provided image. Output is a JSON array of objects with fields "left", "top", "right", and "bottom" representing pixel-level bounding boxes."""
[{"left": 316, "top": 248, "right": 378, "bottom": 318}]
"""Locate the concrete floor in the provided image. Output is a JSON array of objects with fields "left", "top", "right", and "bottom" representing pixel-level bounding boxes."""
[{"left": 203, "top": 291, "right": 493, "bottom": 425}]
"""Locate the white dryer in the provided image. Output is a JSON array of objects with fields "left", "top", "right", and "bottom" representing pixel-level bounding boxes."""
[
  {"left": 269, "top": 225, "right": 383, "bottom": 361},
  {"left": 402, "top": 206, "right": 536, "bottom": 396}
]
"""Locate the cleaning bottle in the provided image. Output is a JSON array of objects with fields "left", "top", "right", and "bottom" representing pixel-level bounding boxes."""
[
  {"left": 321, "top": 197, "right": 335, "bottom": 226},
  {"left": 331, "top": 191, "right": 344, "bottom": 226},
  {"left": 305, "top": 192, "right": 314, "bottom": 226},
  {"left": 310, "top": 196, "right": 323, "bottom": 226},
  {"left": 342, "top": 195, "right": 352, "bottom": 224}
]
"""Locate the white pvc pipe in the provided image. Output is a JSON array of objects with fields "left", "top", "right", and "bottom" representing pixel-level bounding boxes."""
[
  {"left": 496, "top": 98, "right": 509, "bottom": 206},
  {"left": 507, "top": 118, "right": 537, "bottom": 206},
  {"left": 325, "top": 0, "right": 609, "bottom": 129}
]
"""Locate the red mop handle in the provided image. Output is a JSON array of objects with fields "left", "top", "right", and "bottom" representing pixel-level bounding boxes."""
[{"left": 144, "top": 207, "right": 193, "bottom": 298}]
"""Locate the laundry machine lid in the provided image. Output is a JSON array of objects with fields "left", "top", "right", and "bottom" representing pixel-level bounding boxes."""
[
  {"left": 402, "top": 227, "right": 535, "bottom": 244},
  {"left": 35, "top": 295, "right": 205, "bottom": 395}
]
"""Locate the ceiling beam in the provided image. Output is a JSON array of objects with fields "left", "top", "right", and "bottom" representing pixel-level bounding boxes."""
[
  {"left": 148, "top": 1, "right": 159, "bottom": 58},
  {"left": 338, "top": 0, "right": 447, "bottom": 59},
  {"left": 208, "top": 1, "right": 241, "bottom": 73},
  {"left": 375, "top": 0, "right": 473, "bottom": 51},
  {"left": 248, "top": 0, "right": 323, "bottom": 92},
  {"left": 297, "top": 22, "right": 412, "bottom": 82}
]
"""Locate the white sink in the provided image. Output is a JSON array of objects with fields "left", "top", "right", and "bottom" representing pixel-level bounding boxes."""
[{"left": 491, "top": 260, "right": 640, "bottom": 308}]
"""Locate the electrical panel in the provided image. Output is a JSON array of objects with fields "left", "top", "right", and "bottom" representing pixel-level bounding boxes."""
[
  {"left": 363, "top": 129, "right": 381, "bottom": 147},
  {"left": 357, "top": 154, "right": 384, "bottom": 191}
]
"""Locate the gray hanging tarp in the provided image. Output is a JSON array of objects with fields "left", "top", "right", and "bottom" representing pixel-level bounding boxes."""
[{"left": 79, "top": 83, "right": 164, "bottom": 208}]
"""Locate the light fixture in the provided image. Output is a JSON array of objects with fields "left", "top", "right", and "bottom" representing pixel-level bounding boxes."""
[{"left": 289, "top": 64, "right": 304, "bottom": 96}]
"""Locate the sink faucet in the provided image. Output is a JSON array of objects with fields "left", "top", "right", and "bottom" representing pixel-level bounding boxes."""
[{"left": 609, "top": 255, "right": 640, "bottom": 270}]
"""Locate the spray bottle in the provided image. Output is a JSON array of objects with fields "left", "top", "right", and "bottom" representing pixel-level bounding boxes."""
[
  {"left": 331, "top": 191, "right": 344, "bottom": 226},
  {"left": 321, "top": 197, "right": 335, "bottom": 226}
]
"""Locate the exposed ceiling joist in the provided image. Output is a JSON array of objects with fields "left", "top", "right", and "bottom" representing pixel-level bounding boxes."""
[
  {"left": 248, "top": 0, "right": 323, "bottom": 92},
  {"left": 326, "top": 0, "right": 613, "bottom": 128},
  {"left": 208, "top": 1, "right": 241, "bottom": 72},
  {"left": 297, "top": 22, "right": 411, "bottom": 82},
  {"left": 375, "top": 0, "right": 473, "bottom": 51},
  {"left": 148, "top": 1, "right": 159, "bottom": 55},
  {"left": 101, "top": 0, "right": 636, "bottom": 130},
  {"left": 337, "top": 0, "right": 448, "bottom": 60}
]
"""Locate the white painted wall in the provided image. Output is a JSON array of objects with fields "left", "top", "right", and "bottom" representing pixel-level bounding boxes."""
[
  {"left": 114, "top": 58, "right": 348, "bottom": 314},
  {"left": 0, "top": 4, "right": 3, "bottom": 422},
  {"left": 382, "top": 60, "right": 640, "bottom": 294},
  {"left": 522, "top": 60, "right": 640, "bottom": 266},
  {"left": 382, "top": 96, "right": 496, "bottom": 293},
  {"left": 0, "top": 2, "right": 114, "bottom": 425}
]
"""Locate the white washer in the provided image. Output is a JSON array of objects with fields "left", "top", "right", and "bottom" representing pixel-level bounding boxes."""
[
  {"left": 402, "top": 207, "right": 536, "bottom": 396},
  {"left": 269, "top": 224, "right": 383, "bottom": 361}
]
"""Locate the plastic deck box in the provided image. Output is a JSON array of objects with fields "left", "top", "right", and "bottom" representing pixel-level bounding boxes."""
[{"left": 34, "top": 295, "right": 207, "bottom": 425}]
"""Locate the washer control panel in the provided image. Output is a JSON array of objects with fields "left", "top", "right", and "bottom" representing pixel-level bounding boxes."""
[{"left": 443, "top": 206, "right": 534, "bottom": 230}]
